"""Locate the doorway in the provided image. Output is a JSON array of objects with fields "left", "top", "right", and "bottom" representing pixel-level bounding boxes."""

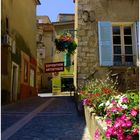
[
  {"left": 11, "top": 62, "right": 19, "bottom": 101},
  {"left": 61, "top": 77, "right": 73, "bottom": 92}
]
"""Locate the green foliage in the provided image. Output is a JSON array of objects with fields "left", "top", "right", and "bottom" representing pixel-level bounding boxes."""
[{"left": 80, "top": 76, "right": 118, "bottom": 116}]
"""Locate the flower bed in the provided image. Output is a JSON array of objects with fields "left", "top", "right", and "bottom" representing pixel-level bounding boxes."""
[{"left": 80, "top": 77, "right": 139, "bottom": 140}]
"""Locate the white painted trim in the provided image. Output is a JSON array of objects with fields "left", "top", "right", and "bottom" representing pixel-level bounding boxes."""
[{"left": 10, "top": 62, "right": 19, "bottom": 101}]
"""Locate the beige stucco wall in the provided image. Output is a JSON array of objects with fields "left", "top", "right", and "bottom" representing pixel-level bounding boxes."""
[
  {"left": 37, "top": 22, "right": 55, "bottom": 90},
  {"left": 42, "top": 31, "right": 55, "bottom": 89},
  {"left": 1, "top": 0, "right": 38, "bottom": 101},
  {"left": 2, "top": 0, "right": 37, "bottom": 58},
  {"left": 75, "top": 0, "right": 139, "bottom": 87}
]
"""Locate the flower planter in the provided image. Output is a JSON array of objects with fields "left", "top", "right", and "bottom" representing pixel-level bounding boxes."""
[{"left": 84, "top": 106, "right": 107, "bottom": 140}]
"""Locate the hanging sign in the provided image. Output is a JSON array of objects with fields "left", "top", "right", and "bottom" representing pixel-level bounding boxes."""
[{"left": 45, "top": 62, "right": 64, "bottom": 73}]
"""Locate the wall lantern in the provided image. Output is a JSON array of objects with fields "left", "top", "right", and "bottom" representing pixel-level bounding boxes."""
[{"left": 82, "top": 10, "right": 96, "bottom": 23}]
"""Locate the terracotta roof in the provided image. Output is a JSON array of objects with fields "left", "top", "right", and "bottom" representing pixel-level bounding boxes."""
[
  {"left": 58, "top": 13, "right": 75, "bottom": 16},
  {"left": 37, "top": 23, "right": 54, "bottom": 31},
  {"left": 52, "top": 20, "right": 74, "bottom": 25}
]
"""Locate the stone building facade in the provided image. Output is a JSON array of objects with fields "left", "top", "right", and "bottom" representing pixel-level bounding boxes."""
[{"left": 74, "top": 0, "right": 139, "bottom": 91}]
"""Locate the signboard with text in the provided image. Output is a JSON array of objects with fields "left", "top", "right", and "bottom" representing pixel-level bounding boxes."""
[{"left": 45, "top": 62, "right": 64, "bottom": 73}]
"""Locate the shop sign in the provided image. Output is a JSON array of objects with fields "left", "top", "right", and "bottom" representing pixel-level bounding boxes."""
[{"left": 45, "top": 62, "right": 64, "bottom": 73}]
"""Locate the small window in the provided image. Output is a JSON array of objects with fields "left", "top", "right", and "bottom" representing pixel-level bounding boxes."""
[
  {"left": 112, "top": 25, "right": 133, "bottom": 66},
  {"left": 24, "top": 60, "right": 28, "bottom": 83},
  {"left": 6, "top": 17, "right": 9, "bottom": 34}
]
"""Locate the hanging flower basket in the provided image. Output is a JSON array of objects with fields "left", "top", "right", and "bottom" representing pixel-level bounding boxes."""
[{"left": 55, "top": 33, "right": 77, "bottom": 54}]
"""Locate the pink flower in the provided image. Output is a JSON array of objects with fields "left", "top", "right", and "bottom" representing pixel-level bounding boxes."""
[
  {"left": 126, "top": 135, "right": 133, "bottom": 140},
  {"left": 106, "top": 110, "right": 110, "bottom": 115},
  {"left": 94, "top": 129, "right": 100, "bottom": 140},
  {"left": 112, "top": 129, "right": 117, "bottom": 135},
  {"left": 114, "top": 119, "right": 122, "bottom": 128},
  {"left": 118, "top": 107, "right": 125, "bottom": 111},
  {"left": 111, "top": 100, "right": 117, "bottom": 104},
  {"left": 105, "top": 126, "right": 114, "bottom": 138},
  {"left": 120, "top": 114, "right": 127, "bottom": 120},
  {"left": 126, "top": 120, "right": 132, "bottom": 127},
  {"left": 105, "top": 131, "right": 111, "bottom": 138},
  {"left": 117, "top": 128, "right": 124, "bottom": 136},
  {"left": 105, "top": 118, "right": 112, "bottom": 125},
  {"left": 130, "top": 109, "right": 138, "bottom": 116},
  {"left": 114, "top": 122, "right": 121, "bottom": 128},
  {"left": 132, "top": 128, "right": 138, "bottom": 135},
  {"left": 122, "top": 97, "right": 128, "bottom": 102},
  {"left": 121, "top": 121, "right": 127, "bottom": 127},
  {"left": 111, "top": 107, "right": 118, "bottom": 112},
  {"left": 118, "top": 135, "right": 126, "bottom": 140}
]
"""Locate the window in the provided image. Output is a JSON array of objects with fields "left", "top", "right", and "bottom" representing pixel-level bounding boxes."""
[
  {"left": 98, "top": 21, "right": 138, "bottom": 66},
  {"left": 30, "top": 68, "right": 35, "bottom": 87},
  {"left": 112, "top": 25, "right": 133, "bottom": 66},
  {"left": 24, "top": 60, "right": 28, "bottom": 83}
]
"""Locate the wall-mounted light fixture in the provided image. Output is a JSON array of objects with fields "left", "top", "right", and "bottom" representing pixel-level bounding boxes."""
[{"left": 82, "top": 10, "right": 96, "bottom": 23}]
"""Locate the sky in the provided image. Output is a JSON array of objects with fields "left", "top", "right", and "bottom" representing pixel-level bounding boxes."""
[{"left": 37, "top": 0, "right": 75, "bottom": 22}]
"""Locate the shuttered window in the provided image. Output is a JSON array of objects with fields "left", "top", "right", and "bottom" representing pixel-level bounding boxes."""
[
  {"left": 98, "top": 21, "right": 113, "bottom": 66},
  {"left": 98, "top": 21, "right": 138, "bottom": 66}
]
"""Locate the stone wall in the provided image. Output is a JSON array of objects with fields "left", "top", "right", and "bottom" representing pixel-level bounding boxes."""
[{"left": 74, "top": 0, "right": 139, "bottom": 88}]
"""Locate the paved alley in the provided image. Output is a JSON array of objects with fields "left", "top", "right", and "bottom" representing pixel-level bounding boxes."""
[{"left": 1, "top": 96, "right": 91, "bottom": 140}]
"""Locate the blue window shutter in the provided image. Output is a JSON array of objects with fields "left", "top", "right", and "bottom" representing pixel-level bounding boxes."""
[
  {"left": 134, "top": 21, "right": 139, "bottom": 66},
  {"left": 64, "top": 53, "right": 71, "bottom": 66},
  {"left": 98, "top": 21, "right": 113, "bottom": 66}
]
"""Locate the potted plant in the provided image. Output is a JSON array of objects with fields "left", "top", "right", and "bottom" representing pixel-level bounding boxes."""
[{"left": 54, "top": 33, "right": 77, "bottom": 54}]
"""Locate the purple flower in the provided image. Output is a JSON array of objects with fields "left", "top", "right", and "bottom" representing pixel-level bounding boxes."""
[
  {"left": 82, "top": 99, "right": 87, "bottom": 105},
  {"left": 130, "top": 109, "right": 138, "bottom": 116},
  {"left": 122, "top": 97, "right": 129, "bottom": 102},
  {"left": 82, "top": 99, "right": 91, "bottom": 106}
]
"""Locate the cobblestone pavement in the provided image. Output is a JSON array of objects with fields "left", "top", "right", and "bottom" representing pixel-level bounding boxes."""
[
  {"left": 1, "top": 96, "right": 50, "bottom": 132},
  {"left": 2, "top": 96, "right": 91, "bottom": 140}
]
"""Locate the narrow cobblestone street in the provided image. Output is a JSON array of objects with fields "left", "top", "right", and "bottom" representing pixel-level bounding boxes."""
[{"left": 2, "top": 96, "right": 91, "bottom": 140}]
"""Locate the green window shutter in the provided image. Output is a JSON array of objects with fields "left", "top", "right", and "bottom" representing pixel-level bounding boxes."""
[
  {"left": 64, "top": 53, "right": 71, "bottom": 66},
  {"left": 98, "top": 21, "right": 113, "bottom": 66}
]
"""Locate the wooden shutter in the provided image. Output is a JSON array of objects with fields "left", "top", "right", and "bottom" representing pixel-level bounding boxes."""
[
  {"left": 98, "top": 21, "right": 113, "bottom": 66},
  {"left": 64, "top": 53, "right": 71, "bottom": 66},
  {"left": 134, "top": 21, "right": 139, "bottom": 66}
]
